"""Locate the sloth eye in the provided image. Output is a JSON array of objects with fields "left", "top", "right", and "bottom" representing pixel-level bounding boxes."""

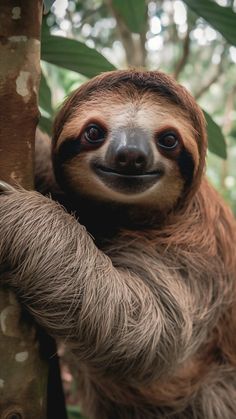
[
  {"left": 157, "top": 132, "right": 179, "bottom": 150},
  {"left": 84, "top": 124, "right": 106, "bottom": 143}
]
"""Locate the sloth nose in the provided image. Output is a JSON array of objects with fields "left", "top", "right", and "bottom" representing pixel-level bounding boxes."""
[
  {"left": 114, "top": 146, "right": 148, "bottom": 174},
  {"left": 106, "top": 127, "right": 153, "bottom": 175}
]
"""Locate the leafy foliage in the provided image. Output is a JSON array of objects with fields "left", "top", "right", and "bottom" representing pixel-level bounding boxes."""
[
  {"left": 204, "top": 111, "right": 227, "bottom": 159},
  {"left": 183, "top": 0, "right": 236, "bottom": 46},
  {"left": 41, "top": 33, "right": 116, "bottom": 78},
  {"left": 67, "top": 405, "right": 85, "bottom": 419},
  {"left": 43, "top": 0, "right": 56, "bottom": 14},
  {"left": 39, "top": 115, "right": 53, "bottom": 135},
  {"left": 39, "top": 71, "right": 53, "bottom": 116},
  {"left": 112, "top": 0, "right": 146, "bottom": 33}
]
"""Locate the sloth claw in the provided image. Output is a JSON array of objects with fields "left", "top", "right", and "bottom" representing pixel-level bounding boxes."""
[{"left": 0, "top": 181, "right": 16, "bottom": 193}]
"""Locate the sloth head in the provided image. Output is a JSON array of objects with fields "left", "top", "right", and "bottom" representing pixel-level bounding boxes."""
[{"left": 52, "top": 70, "right": 207, "bottom": 217}]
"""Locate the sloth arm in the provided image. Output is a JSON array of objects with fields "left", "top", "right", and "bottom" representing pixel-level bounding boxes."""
[{"left": 0, "top": 187, "right": 192, "bottom": 386}]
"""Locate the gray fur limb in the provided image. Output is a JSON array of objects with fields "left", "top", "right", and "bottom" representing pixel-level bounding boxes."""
[{"left": 0, "top": 190, "right": 190, "bottom": 384}]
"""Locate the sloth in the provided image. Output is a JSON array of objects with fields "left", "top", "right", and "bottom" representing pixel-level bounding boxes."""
[{"left": 0, "top": 70, "right": 236, "bottom": 419}]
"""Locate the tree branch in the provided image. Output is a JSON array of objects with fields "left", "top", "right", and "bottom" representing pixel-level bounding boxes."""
[
  {"left": 173, "top": 27, "right": 191, "bottom": 80},
  {"left": 194, "top": 59, "right": 224, "bottom": 100},
  {"left": 106, "top": 0, "right": 147, "bottom": 67}
]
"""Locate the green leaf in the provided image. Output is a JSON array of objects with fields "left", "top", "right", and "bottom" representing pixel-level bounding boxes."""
[
  {"left": 67, "top": 405, "right": 85, "bottom": 419},
  {"left": 43, "top": 0, "right": 56, "bottom": 13},
  {"left": 112, "top": 0, "right": 146, "bottom": 33},
  {"left": 39, "top": 115, "right": 53, "bottom": 136},
  {"left": 41, "top": 33, "right": 116, "bottom": 78},
  {"left": 204, "top": 110, "right": 227, "bottom": 159},
  {"left": 183, "top": 0, "right": 236, "bottom": 46},
  {"left": 39, "top": 71, "right": 53, "bottom": 117}
]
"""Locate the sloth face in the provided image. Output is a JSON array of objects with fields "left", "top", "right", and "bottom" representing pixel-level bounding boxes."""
[{"left": 53, "top": 81, "right": 202, "bottom": 212}]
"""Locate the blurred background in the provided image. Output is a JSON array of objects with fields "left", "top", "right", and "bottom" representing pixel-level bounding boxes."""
[{"left": 40, "top": 1, "right": 236, "bottom": 417}]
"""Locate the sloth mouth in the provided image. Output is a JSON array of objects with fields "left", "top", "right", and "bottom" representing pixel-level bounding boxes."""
[
  {"left": 95, "top": 165, "right": 163, "bottom": 177},
  {"left": 92, "top": 164, "right": 164, "bottom": 194}
]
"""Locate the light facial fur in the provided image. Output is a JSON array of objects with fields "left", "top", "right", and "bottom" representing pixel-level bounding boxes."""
[{"left": 55, "top": 90, "right": 198, "bottom": 211}]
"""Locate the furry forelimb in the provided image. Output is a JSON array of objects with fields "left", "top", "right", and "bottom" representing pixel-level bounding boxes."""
[{"left": 0, "top": 189, "right": 193, "bottom": 386}]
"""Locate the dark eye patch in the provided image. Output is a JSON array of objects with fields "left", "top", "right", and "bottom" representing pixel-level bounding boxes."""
[
  {"left": 177, "top": 148, "right": 194, "bottom": 187},
  {"left": 155, "top": 128, "right": 195, "bottom": 187},
  {"left": 56, "top": 138, "right": 82, "bottom": 166}
]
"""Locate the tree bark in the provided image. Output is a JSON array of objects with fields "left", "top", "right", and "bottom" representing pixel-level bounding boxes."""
[{"left": 0, "top": 1, "right": 48, "bottom": 418}]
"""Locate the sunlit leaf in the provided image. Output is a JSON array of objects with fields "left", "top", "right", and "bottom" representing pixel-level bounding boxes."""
[
  {"left": 39, "top": 71, "right": 53, "bottom": 117},
  {"left": 112, "top": 0, "right": 146, "bottom": 33},
  {"left": 183, "top": 0, "right": 236, "bottom": 46},
  {"left": 204, "top": 110, "right": 227, "bottom": 159},
  {"left": 41, "top": 33, "right": 116, "bottom": 78}
]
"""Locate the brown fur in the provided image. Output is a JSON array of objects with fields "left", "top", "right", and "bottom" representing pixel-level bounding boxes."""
[{"left": 0, "top": 70, "right": 235, "bottom": 418}]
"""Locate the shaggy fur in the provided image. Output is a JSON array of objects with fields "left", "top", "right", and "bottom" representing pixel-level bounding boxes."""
[{"left": 0, "top": 70, "right": 236, "bottom": 418}]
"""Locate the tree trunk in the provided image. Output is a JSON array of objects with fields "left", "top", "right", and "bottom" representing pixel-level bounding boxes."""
[{"left": 0, "top": 2, "right": 48, "bottom": 418}]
